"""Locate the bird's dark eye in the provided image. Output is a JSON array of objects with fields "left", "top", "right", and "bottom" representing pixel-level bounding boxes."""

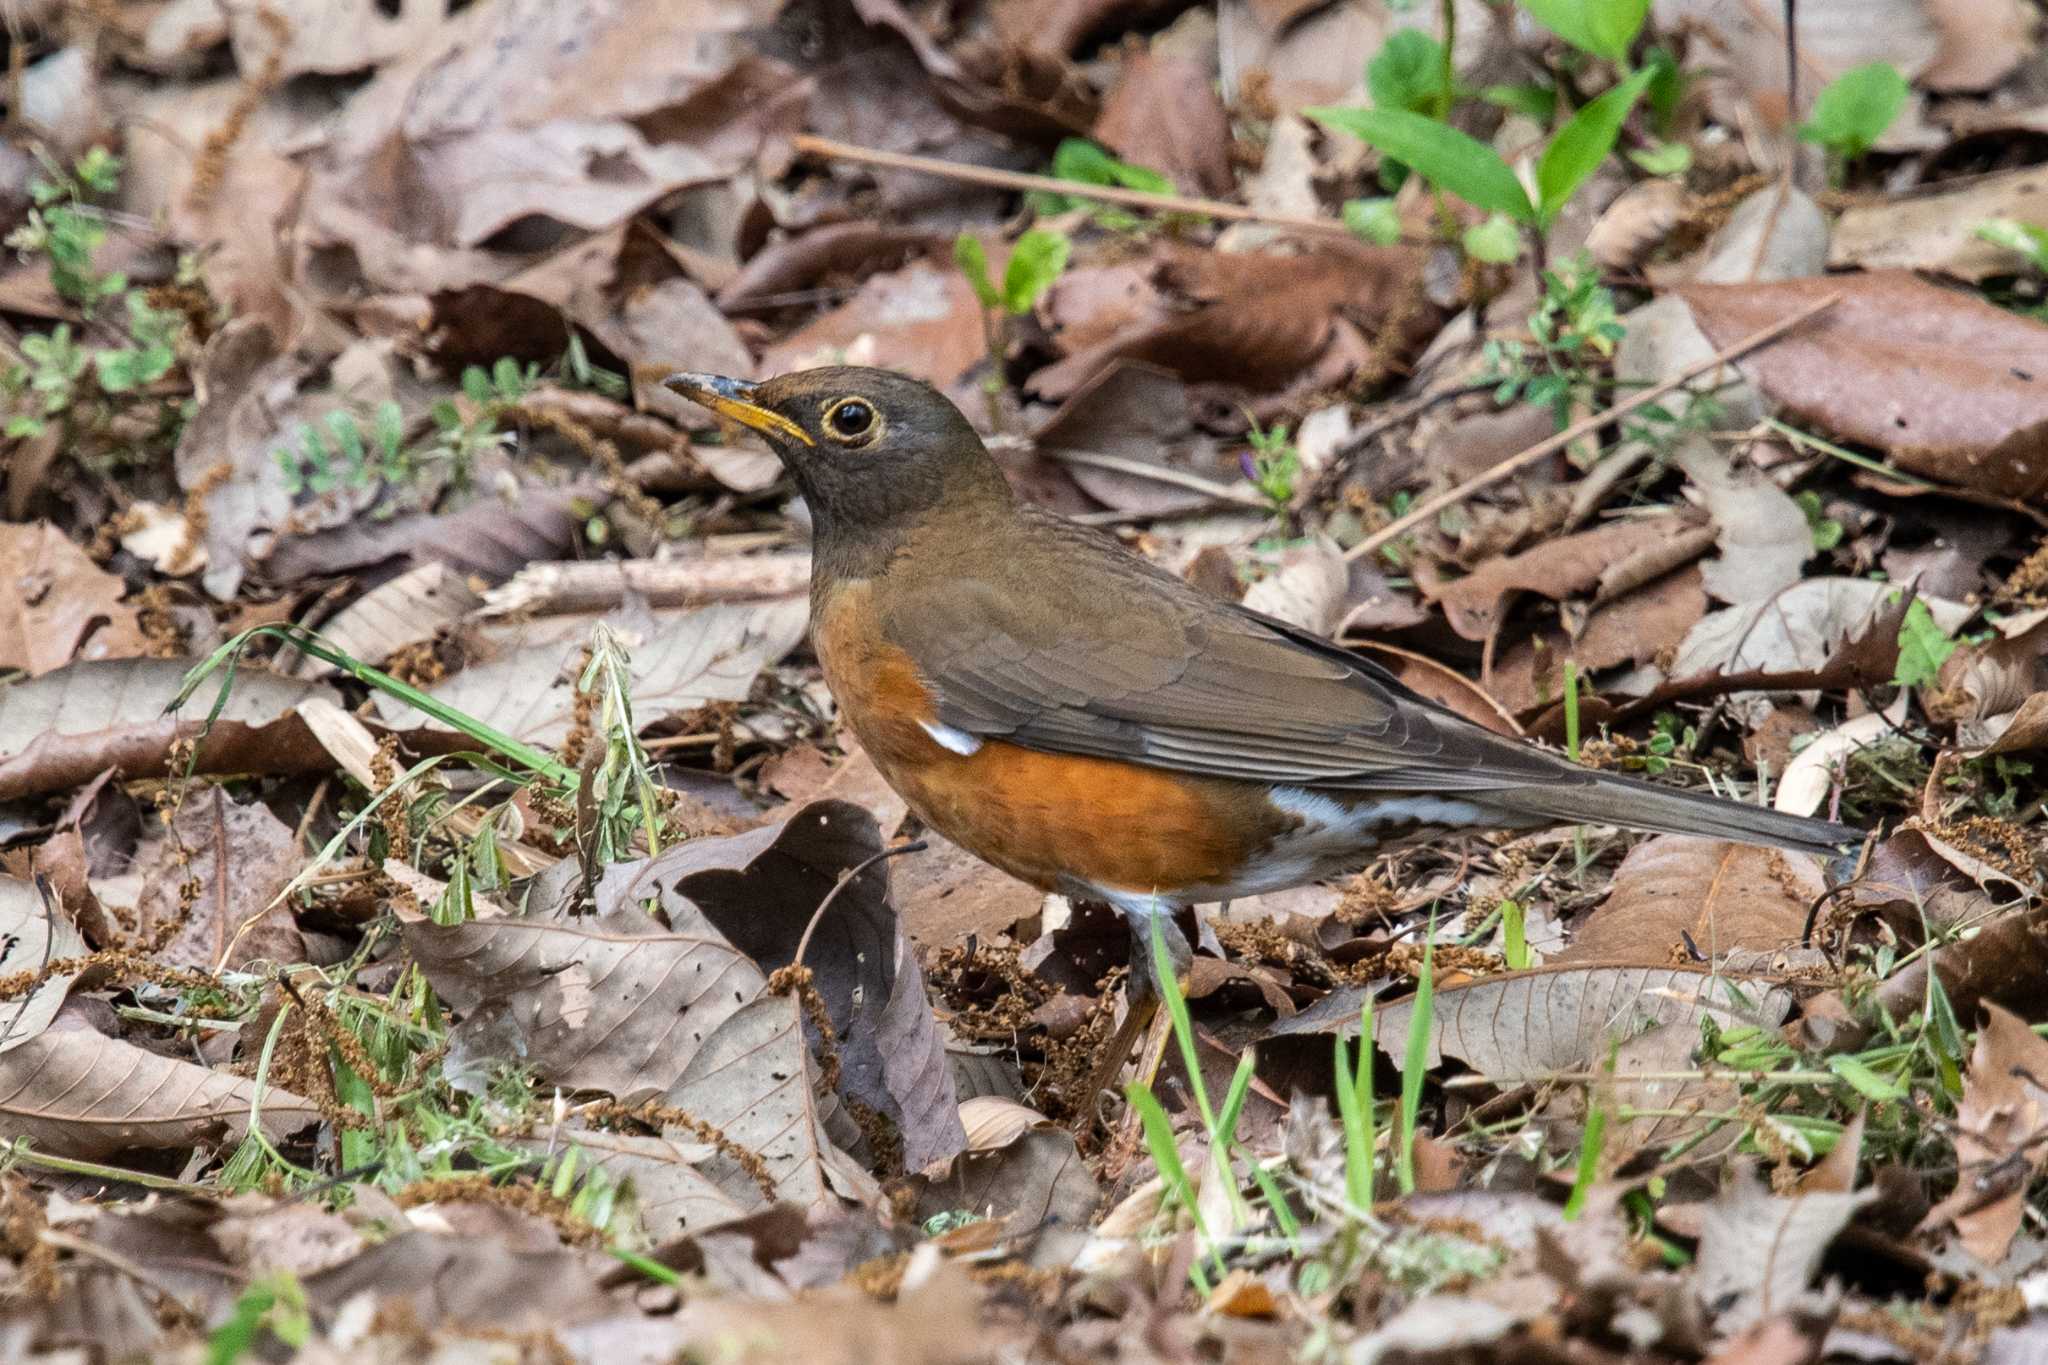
[{"left": 824, "top": 398, "right": 876, "bottom": 442}]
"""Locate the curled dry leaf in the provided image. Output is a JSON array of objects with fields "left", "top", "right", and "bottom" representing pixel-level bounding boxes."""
[
  {"left": 538, "top": 1125, "right": 756, "bottom": 1238},
  {"left": 608, "top": 800, "right": 964, "bottom": 1171},
  {"left": 1271, "top": 965, "right": 1795, "bottom": 1079},
  {"left": 373, "top": 598, "right": 807, "bottom": 745},
  {"left": 1424, "top": 514, "right": 1707, "bottom": 642},
  {"left": 0, "top": 522, "right": 142, "bottom": 675},
  {"left": 228, "top": 0, "right": 452, "bottom": 79},
  {"left": 1774, "top": 706, "right": 1903, "bottom": 817},
  {"left": 1561, "top": 836, "right": 1823, "bottom": 965},
  {"left": 760, "top": 259, "right": 989, "bottom": 391},
  {"left": 1587, "top": 180, "right": 1690, "bottom": 273},
  {"left": 1917, "top": 1003, "right": 2048, "bottom": 1265},
  {"left": 1241, "top": 540, "right": 1350, "bottom": 636},
  {"left": 290, "top": 562, "right": 481, "bottom": 678},
  {"left": 0, "top": 1027, "right": 320, "bottom": 1159},
  {"left": 0, "top": 659, "right": 336, "bottom": 802},
  {"left": 137, "top": 787, "right": 306, "bottom": 972},
  {"left": 1677, "top": 273, "right": 2048, "bottom": 503},
  {"left": 0, "top": 877, "right": 87, "bottom": 1052}
]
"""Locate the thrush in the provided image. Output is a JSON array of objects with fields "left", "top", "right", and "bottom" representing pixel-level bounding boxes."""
[{"left": 666, "top": 367, "right": 1857, "bottom": 1094}]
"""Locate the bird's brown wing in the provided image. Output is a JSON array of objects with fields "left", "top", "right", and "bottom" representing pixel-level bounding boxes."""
[{"left": 881, "top": 511, "right": 1567, "bottom": 794}]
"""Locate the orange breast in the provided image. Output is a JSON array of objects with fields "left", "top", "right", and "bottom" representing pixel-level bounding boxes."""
[{"left": 813, "top": 580, "right": 1278, "bottom": 897}]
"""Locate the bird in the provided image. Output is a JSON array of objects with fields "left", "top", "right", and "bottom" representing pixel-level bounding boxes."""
[{"left": 666, "top": 366, "right": 1859, "bottom": 1106}]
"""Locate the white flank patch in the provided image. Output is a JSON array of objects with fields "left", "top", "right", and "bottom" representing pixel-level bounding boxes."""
[
  {"left": 1267, "top": 786, "right": 1487, "bottom": 839},
  {"left": 919, "top": 719, "right": 983, "bottom": 756}
]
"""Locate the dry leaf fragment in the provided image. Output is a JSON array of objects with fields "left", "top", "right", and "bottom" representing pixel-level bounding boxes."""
[
  {"left": 373, "top": 599, "right": 807, "bottom": 746},
  {"left": 1562, "top": 836, "right": 1823, "bottom": 965},
  {"left": 0, "top": 659, "right": 336, "bottom": 802},
  {"left": 1917, "top": 1003, "right": 2048, "bottom": 1265},
  {"left": 1696, "top": 1164, "right": 1874, "bottom": 1331},
  {"left": 136, "top": 787, "right": 306, "bottom": 972},
  {"left": 0, "top": 522, "right": 142, "bottom": 675},
  {"left": 1678, "top": 273, "right": 2048, "bottom": 502},
  {"left": 290, "top": 562, "right": 481, "bottom": 678},
  {"left": 0, "top": 1027, "right": 319, "bottom": 1159},
  {"left": 0, "top": 877, "right": 86, "bottom": 1052}
]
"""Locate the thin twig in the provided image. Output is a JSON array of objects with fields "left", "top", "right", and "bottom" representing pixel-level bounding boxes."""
[
  {"left": 790, "top": 134, "right": 1358, "bottom": 239},
  {"left": 791, "top": 841, "right": 928, "bottom": 970},
  {"left": 1342, "top": 292, "right": 1843, "bottom": 562}
]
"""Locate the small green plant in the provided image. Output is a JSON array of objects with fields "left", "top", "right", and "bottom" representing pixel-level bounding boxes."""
[
  {"left": 1031, "top": 138, "right": 1172, "bottom": 229},
  {"left": 0, "top": 147, "right": 194, "bottom": 462},
  {"left": 1794, "top": 490, "right": 1846, "bottom": 551},
  {"left": 1892, "top": 598, "right": 1958, "bottom": 689},
  {"left": 1239, "top": 417, "right": 1302, "bottom": 508},
  {"left": 1311, "top": 48, "right": 1654, "bottom": 263},
  {"left": 1520, "top": 0, "right": 1649, "bottom": 65},
  {"left": 955, "top": 228, "right": 1070, "bottom": 423},
  {"left": 1798, "top": 62, "right": 1908, "bottom": 169},
  {"left": 8, "top": 146, "right": 126, "bottom": 308},
  {"left": 1976, "top": 217, "right": 2048, "bottom": 273},
  {"left": 277, "top": 403, "right": 408, "bottom": 497},
  {"left": 1480, "top": 255, "right": 1626, "bottom": 428},
  {"left": 208, "top": 1270, "right": 311, "bottom": 1365}
]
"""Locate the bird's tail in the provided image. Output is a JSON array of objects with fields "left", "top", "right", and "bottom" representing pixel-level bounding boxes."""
[{"left": 1497, "top": 769, "right": 1858, "bottom": 860}]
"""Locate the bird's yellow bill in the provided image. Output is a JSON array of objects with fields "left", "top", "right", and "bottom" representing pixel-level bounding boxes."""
[{"left": 663, "top": 372, "right": 814, "bottom": 447}]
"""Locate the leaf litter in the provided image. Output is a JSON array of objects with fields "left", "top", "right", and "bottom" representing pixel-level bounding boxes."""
[{"left": 0, "top": 0, "right": 2044, "bottom": 1358}]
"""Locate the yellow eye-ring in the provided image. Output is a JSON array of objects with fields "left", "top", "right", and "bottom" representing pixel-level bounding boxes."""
[{"left": 821, "top": 396, "right": 879, "bottom": 445}]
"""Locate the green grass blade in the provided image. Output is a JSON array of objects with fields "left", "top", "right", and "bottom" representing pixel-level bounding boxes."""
[
  {"left": 1396, "top": 930, "right": 1434, "bottom": 1195},
  {"left": 1150, "top": 917, "right": 1216, "bottom": 1132}
]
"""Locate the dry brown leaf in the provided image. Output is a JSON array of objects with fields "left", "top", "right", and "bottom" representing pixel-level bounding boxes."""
[
  {"left": 760, "top": 259, "right": 989, "bottom": 390},
  {"left": 0, "top": 877, "right": 86, "bottom": 1051},
  {"left": 1562, "top": 836, "right": 1823, "bottom": 964},
  {"left": 261, "top": 483, "right": 593, "bottom": 586},
  {"left": 666, "top": 990, "right": 880, "bottom": 1211},
  {"left": 172, "top": 319, "right": 305, "bottom": 601},
  {"left": 0, "top": 659, "right": 335, "bottom": 802},
  {"left": 919, "top": 1110, "right": 1100, "bottom": 1228},
  {"left": 1696, "top": 1164, "right": 1873, "bottom": 1331},
  {"left": 1971, "top": 694, "right": 2048, "bottom": 757},
  {"left": 0, "top": 523, "right": 142, "bottom": 675},
  {"left": 1831, "top": 167, "right": 2048, "bottom": 282},
  {"left": 1678, "top": 273, "right": 2048, "bottom": 502},
  {"left": 1670, "top": 578, "right": 1966, "bottom": 694},
  {"left": 228, "top": 0, "right": 451, "bottom": 79},
  {"left": 1489, "top": 565, "right": 1710, "bottom": 718},
  {"left": 717, "top": 225, "right": 950, "bottom": 311},
  {"left": 137, "top": 787, "right": 305, "bottom": 971},
  {"left": 1093, "top": 48, "right": 1233, "bottom": 198},
  {"left": 1675, "top": 441, "right": 1810, "bottom": 606},
  {"left": 1425, "top": 515, "right": 1705, "bottom": 642},
  {"left": 1030, "top": 362, "right": 1239, "bottom": 517},
  {"left": 0, "top": 1027, "right": 320, "bottom": 1159},
  {"left": 403, "top": 872, "right": 768, "bottom": 1104},
  {"left": 1651, "top": 0, "right": 1938, "bottom": 129},
  {"left": 1921, "top": 0, "right": 2036, "bottom": 90},
  {"left": 1918, "top": 1003, "right": 2048, "bottom": 1265},
  {"left": 1272, "top": 966, "right": 1794, "bottom": 1080},
  {"left": 373, "top": 599, "right": 807, "bottom": 745},
  {"left": 538, "top": 1125, "right": 755, "bottom": 1238},
  {"left": 291, "top": 562, "right": 480, "bottom": 678}
]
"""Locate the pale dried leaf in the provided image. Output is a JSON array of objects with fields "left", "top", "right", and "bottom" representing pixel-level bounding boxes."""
[
  {"left": 0, "top": 1027, "right": 319, "bottom": 1158},
  {"left": 1917, "top": 1003, "right": 2048, "bottom": 1264},
  {"left": 0, "top": 660, "right": 334, "bottom": 802},
  {"left": 136, "top": 787, "right": 305, "bottom": 971},
  {"left": 1696, "top": 1164, "right": 1873, "bottom": 1331},
  {"left": 373, "top": 599, "right": 807, "bottom": 745},
  {"left": 0, "top": 522, "right": 141, "bottom": 675},
  {"left": 0, "top": 877, "right": 87, "bottom": 1052},
  {"left": 227, "top": 0, "right": 451, "bottom": 79},
  {"left": 665, "top": 991, "right": 880, "bottom": 1212},
  {"left": 1831, "top": 167, "right": 2048, "bottom": 282},
  {"left": 292, "top": 562, "right": 480, "bottom": 678},
  {"left": 1675, "top": 441, "right": 1810, "bottom": 606},
  {"left": 1563, "top": 837, "right": 1823, "bottom": 964}
]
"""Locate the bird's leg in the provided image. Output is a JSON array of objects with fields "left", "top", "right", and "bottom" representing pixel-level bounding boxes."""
[{"left": 1075, "top": 905, "right": 1192, "bottom": 1131}]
